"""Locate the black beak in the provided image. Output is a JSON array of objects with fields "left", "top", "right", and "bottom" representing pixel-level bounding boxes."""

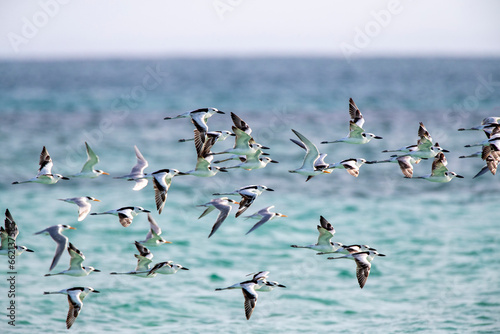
[
  {"left": 278, "top": 284, "right": 286, "bottom": 288},
  {"left": 442, "top": 149, "right": 450, "bottom": 153},
  {"left": 229, "top": 133, "right": 236, "bottom": 136},
  {"left": 93, "top": 290, "right": 100, "bottom": 293},
  {"left": 378, "top": 254, "right": 386, "bottom": 257},
  {"left": 94, "top": 269, "right": 101, "bottom": 272},
  {"left": 270, "top": 160, "right": 279, "bottom": 163},
  {"left": 25, "top": 248, "right": 35, "bottom": 252},
  {"left": 261, "top": 152, "right": 270, "bottom": 156},
  {"left": 260, "top": 146, "right": 270, "bottom": 150},
  {"left": 181, "top": 267, "right": 189, "bottom": 270},
  {"left": 456, "top": 174, "right": 464, "bottom": 178},
  {"left": 143, "top": 210, "right": 151, "bottom": 213},
  {"left": 266, "top": 188, "right": 274, "bottom": 191},
  {"left": 177, "top": 172, "right": 188, "bottom": 176},
  {"left": 219, "top": 168, "right": 228, "bottom": 172},
  {"left": 62, "top": 177, "right": 70, "bottom": 180},
  {"left": 217, "top": 111, "right": 225, "bottom": 114},
  {"left": 374, "top": 136, "right": 383, "bottom": 139},
  {"left": 365, "top": 161, "right": 376, "bottom": 164}
]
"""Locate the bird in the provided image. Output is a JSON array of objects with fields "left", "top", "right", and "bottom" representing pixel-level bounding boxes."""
[
  {"left": 90, "top": 206, "right": 150, "bottom": 227},
  {"left": 197, "top": 197, "right": 240, "bottom": 238},
  {"left": 458, "top": 117, "right": 500, "bottom": 131},
  {"left": 317, "top": 244, "right": 376, "bottom": 256},
  {"left": 147, "top": 262, "right": 189, "bottom": 276},
  {"left": 34, "top": 224, "right": 76, "bottom": 271},
  {"left": 244, "top": 206, "right": 287, "bottom": 235},
  {"left": 413, "top": 152, "right": 464, "bottom": 182},
  {"left": 12, "top": 146, "right": 69, "bottom": 184},
  {"left": 43, "top": 287, "right": 99, "bottom": 329},
  {"left": 0, "top": 209, "right": 34, "bottom": 256},
  {"left": 328, "top": 250, "right": 386, "bottom": 289},
  {"left": 221, "top": 148, "right": 278, "bottom": 171},
  {"left": 178, "top": 130, "right": 234, "bottom": 143},
  {"left": 149, "top": 169, "right": 180, "bottom": 214},
  {"left": 327, "top": 158, "right": 367, "bottom": 177},
  {"left": 366, "top": 155, "right": 421, "bottom": 178},
  {"left": 215, "top": 272, "right": 268, "bottom": 320},
  {"left": 321, "top": 98, "right": 383, "bottom": 144},
  {"left": 290, "top": 216, "right": 339, "bottom": 253},
  {"left": 44, "top": 242, "right": 100, "bottom": 277},
  {"left": 177, "top": 129, "right": 227, "bottom": 177},
  {"left": 255, "top": 280, "right": 287, "bottom": 292},
  {"left": 216, "top": 271, "right": 270, "bottom": 291},
  {"left": 164, "top": 108, "right": 225, "bottom": 135},
  {"left": 110, "top": 241, "right": 155, "bottom": 277},
  {"left": 113, "top": 145, "right": 149, "bottom": 190},
  {"left": 213, "top": 185, "right": 274, "bottom": 218},
  {"left": 137, "top": 213, "right": 172, "bottom": 247},
  {"left": 70, "top": 142, "right": 109, "bottom": 178},
  {"left": 288, "top": 129, "right": 332, "bottom": 181},
  {"left": 58, "top": 197, "right": 101, "bottom": 222}
]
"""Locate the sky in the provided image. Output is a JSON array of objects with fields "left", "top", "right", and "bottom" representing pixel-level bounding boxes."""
[{"left": 0, "top": 0, "right": 499, "bottom": 59}]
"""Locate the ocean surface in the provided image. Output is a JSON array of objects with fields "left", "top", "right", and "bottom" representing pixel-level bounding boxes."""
[{"left": 0, "top": 57, "right": 499, "bottom": 333}]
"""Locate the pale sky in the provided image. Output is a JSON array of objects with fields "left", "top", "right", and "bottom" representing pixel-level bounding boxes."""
[{"left": 0, "top": 0, "right": 499, "bottom": 59}]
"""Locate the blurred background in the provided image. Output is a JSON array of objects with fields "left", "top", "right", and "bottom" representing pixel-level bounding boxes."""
[{"left": 1, "top": 1, "right": 499, "bottom": 333}]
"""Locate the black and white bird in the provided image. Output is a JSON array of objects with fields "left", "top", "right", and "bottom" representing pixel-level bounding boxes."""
[
  {"left": 147, "top": 261, "right": 189, "bottom": 276},
  {"left": 245, "top": 206, "right": 287, "bottom": 235},
  {"left": 288, "top": 129, "right": 332, "bottom": 181},
  {"left": 366, "top": 155, "right": 421, "bottom": 178},
  {"left": 472, "top": 126, "right": 500, "bottom": 178},
  {"left": 149, "top": 169, "right": 180, "bottom": 214},
  {"left": 0, "top": 209, "right": 34, "bottom": 256},
  {"left": 12, "top": 146, "right": 69, "bottom": 184},
  {"left": 321, "top": 98, "right": 383, "bottom": 144},
  {"left": 45, "top": 242, "right": 100, "bottom": 277},
  {"left": 215, "top": 271, "right": 268, "bottom": 320},
  {"left": 58, "top": 197, "right": 101, "bottom": 222},
  {"left": 213, "top": 185, "right": 274, "bottom": 218},
  {"left": 458, "top": 117, "right": 500, "bottom": 131},
  {"left": 90, "top": 206, "right": 150, "bottom": 227},
  {"left": 197, "top": 197, "right": 240, "bottom": 238},
  {"left": 137, "top": 213, "right": 172, "bottom": 247},
  {"left": 34, "top": 224, "right": 76, "bottom": 271},
  {"left": 113, "top": 145, "right": 149, "bottom": 190},
  {"left": 327, "top": 158, "right": 367, "bottom": 177},
  {"left": 70, "top": 142, "right": 109, "bottom": 178},
  {"left": 110, "top": 241, "right": 155, "bottom": 277},
  {"left": 328, "top": 250, "right": 386, "bottom": 289},
  {"left": 290, "top": 216, "right": 339, "bottom": 253},
  {"left": 43, "top": 287, "right": 99, "bottom": 329},
  {"left": 164, "top": 108, "right": 225, "bottom": 136},
  {"left": 413, "top": 152, "right": 464, "bottom": 182}
]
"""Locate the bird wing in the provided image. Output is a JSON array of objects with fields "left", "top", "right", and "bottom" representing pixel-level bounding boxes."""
[
  {"left": 198, "top": 206, "right": 216, "bottom": 219},
  {"left": 4, "top": 209, "right": 19, "bottom": 241},
  {"left": 354, "top": 254, "right": 372, "bottom": 289},
  {"left": 153, "top": 174, "right": 168, "bottom": 214},
  {"left": 431, "top": 153, "right": 449, "bottom": 177},
  {"left": 231, "top": 112, "right": 252, "bottom": 134},
  {"left": 194, "top": 157, "right": 211, "bottom": 172},
  {"left": 246, "top": 211, "right": 273, "bottom": 235},
  {"left": 396, "top": 156, "right": 414, "bottom": 178},
  {"left": 67, "top": 243, "right": 85, "bottom": 270},
  {"left": 74, "top": 198, "right": 92, "bottom": 222},
  {"left": 418, "top": 122, "right": 432, "bottom": 142},
  {"left": 348, "top": 98, "right": 365, "bottom": 128},
  {"left": 37, "top": 146, "right": 53, "bottom": 176},
  {"left": 317, "top": 216, "right": 335, "bottom": 245},
  {"left": 130, "top": 146, "right": 148, "bottom": 176},
  {"left": 49, "top": 230, "right": 69, "bottom": 271},
  {"left": 232, "top": 126, "right": 253, "bottom": 150},
  {"left": 417, "top": 137, "right": 433, "bottom": 150},
  {"left": 241, "top": 283, "right": 258, "bottom": 320},
  {"left": 118, "top": 212, "right": 133, "bottom": 227},
  {"left": 190, "top": 110, "right": 209, "bottom": 133},
  {"left": 80, "top": 142, "right": 99, "bottom": 173},
  {"left": 66, "top": 292, "right": 83, "bottom": 329},
  {"left": 145, "top": 213, "right": 162, "bottom": 241},
  {"left": 208, "top": 201, "right": 232, "bottom": 238},
  {"left": 291, "top": 129, "right": 321, "bottom": 170},
  {"left": 348, "top": 121, "right": 365, "bottom": 138},
  {"left": 235, "top": 193, "right": 256, "bottom": 218},
  {"left": 133, "top": 178, "right": 148, "bottom": 191}
]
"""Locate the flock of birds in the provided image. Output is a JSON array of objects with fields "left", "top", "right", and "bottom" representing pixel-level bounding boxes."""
[{"left": 2, "top": 99, "right": 500, "bottom": 328}]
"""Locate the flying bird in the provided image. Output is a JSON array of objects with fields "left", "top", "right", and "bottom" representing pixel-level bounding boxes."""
[
  {"left": 413, "top": 152, "right": 464, "bottom": 182},
  {"left": 43, "top": 287, "right": 99, "bottom": 329},
  {"left": 288, "top": 129, "right": 332, "bottom": 181},
  {"left": 245, "top": 206, "right": 287, "bottom": 235},
  {"left": 290, "top": 216, "right": 339, "bottom": 253},
  {"left": 70, "top": 142, "right": 109, "bottom": 178},
  {"left": 34, "top": 224, "right": 76, "bottom": 271},
  {"left": 12, "top": 146, "right": 69, "bottom": 184},
  {"left": 44, "top": 242, "right": 100, "bottom": 277},
  {"left": 213, "top": 185, "right": 274, "bottom": 218},
  {"left": 0, "top": 209, "right": 34, "bottom": 256},
  {"left": 197, "top": 197, "right": 240, "bottom": 238},
  {"left": 137, "top": 213, "right": 172, "bottom": 247},
  {"left": 113, "top": 145, "right": 149, "bottom": 190},
  {"left": 58, "top": 197, "right": 101, "bottom": 222},
  {"left": 90, "top": 206, "right": 150, "bottom": 227},
  {"left": 328, "top": 250, "right": 386, "bottom": 289}
]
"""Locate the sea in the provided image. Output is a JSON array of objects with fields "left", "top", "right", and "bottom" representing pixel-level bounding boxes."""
[{"left": 0, "top": 57, "right": 499, "bottom": 333}]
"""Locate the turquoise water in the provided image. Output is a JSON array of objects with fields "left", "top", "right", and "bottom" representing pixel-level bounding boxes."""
[{"left": 1, "top": 58, "right": 499, "bottom": 333}]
